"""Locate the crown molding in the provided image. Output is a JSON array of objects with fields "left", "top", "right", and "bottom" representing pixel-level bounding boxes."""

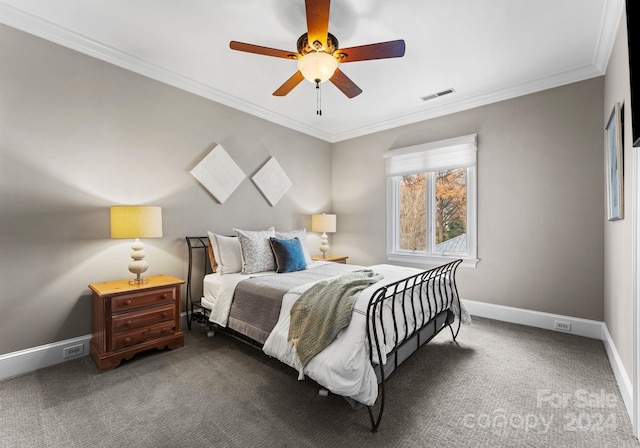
[
  {"left": 330, "top": 63, "right": 604, "bottom": 142},
  {"left": 0, "top": 1, "right": 621, "bottom": 144},
  {"left": 594, "top": 0, "right": 625, "bottom": 73},
  {"left": 332, "top": 0, "right": 624, "bottom": 144},
  {"left": 0, "top": 3, "right": 333, "bottom": 142}
]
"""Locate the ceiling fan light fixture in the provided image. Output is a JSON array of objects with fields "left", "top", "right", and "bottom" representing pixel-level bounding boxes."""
[
  {"left": 230, "top": 1, "right": 405, "bottom": 98},
  {"left": 297, "top": 52, "right": 338, "bottom": 83}
]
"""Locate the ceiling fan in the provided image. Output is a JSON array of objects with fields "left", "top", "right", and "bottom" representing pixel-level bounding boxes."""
[{"left": 229, "top": 0, "right": 406, "bottom": 99}]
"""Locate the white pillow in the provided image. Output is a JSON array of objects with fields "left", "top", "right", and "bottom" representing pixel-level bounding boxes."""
[
  {"left": 207, "top": 231, "right": 242, "bottom": 274},
  {"left": 234, "top": 227, "right": 276, "bottom": 274},
  {"left": 275, "top": 229, "right": 312, "bottom": 264}
]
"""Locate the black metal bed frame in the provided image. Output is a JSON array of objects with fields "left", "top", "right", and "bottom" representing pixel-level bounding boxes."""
[{"left": 184, "top": 236, "right": 463, "bottom": 432}]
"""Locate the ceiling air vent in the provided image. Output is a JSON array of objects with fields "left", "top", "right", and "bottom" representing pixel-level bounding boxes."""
[{"left": 421, "top": 88, "right": 455, "bottom": 102}]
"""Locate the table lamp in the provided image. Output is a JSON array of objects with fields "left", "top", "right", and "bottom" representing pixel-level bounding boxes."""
[
  {"left": 110, "top": 205, "right": 163, "bottom": 284},
  {"left": 311, "top": 213, "right": 336, "bottom": 258}
]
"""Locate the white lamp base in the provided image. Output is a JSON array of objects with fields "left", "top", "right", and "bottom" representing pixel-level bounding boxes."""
[
  {"left": 319, "top": 232, "right": 329, "bottom": 258},
  {"left": 128, "top": 238, "right": 149, "bottom": 284}
]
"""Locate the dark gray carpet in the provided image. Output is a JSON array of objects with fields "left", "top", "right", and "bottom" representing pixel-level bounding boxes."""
[{"left": 1, "top": 317, "right": 638, "bottom": 447}]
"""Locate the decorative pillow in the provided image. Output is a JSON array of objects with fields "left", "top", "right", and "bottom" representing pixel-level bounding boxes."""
[
  {"left": 234, "top": 227, "right": 276, "bottom": 274},
  {"left": 206, "top": 234, "right": 218, "bottom": 273},
  {"left": 207, "top": 232, "right": 242, "bottom": 274},
  {"left": 269, "top": 237, "right": 307, "bottom": 273},
  {"left": 275, "top": 229, "right": 312, "bottom": 264}
]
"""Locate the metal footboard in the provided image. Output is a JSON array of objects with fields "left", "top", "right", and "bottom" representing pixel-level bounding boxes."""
[{"left": 365, "top": 259, "right": 463, "bottom": 432}]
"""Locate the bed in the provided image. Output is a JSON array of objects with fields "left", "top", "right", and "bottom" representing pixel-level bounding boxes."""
[{"left": 185, "top": 234, "right": 468, "bottom": 431}]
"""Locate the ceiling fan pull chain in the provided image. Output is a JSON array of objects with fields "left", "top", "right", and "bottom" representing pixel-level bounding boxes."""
[{"left": 316, "top": 79, "right": 322, "bottom": 116}]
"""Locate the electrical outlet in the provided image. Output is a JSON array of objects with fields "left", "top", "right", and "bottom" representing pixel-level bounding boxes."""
[
  {"left": 554, "top": 321, "right": 572, "bottom": 332},
  {"left": 63, "top": 344, "right": 84, "bottom": 359}
]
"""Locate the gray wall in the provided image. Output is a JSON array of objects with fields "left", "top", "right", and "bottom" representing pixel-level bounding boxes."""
[
  {"left": 0, "top": 21, "right": 613, "bottom": 359},
  {"left": 604, "top": 11, "right": 634, "bottom": 379},
  {"left": 332, "top": 77, "right": 605, "bottom": 322},
  {"left": 0, "top": 25, "right": 332, "bottom": 355}
]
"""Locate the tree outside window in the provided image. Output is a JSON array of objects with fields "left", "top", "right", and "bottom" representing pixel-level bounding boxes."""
[
  {"left": 398, "top": 169, "right": 467, "bottom": 254},
  {"left": 435, "top": 168, "right": 466, "bottom": 251}
]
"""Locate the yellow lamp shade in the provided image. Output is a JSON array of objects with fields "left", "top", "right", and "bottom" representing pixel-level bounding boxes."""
[
  {"left": 110, "top": 206, "right": 163, "bottom": 239},
  {"left": 311, "top": 213, "right": 336, "bottom": 233}
]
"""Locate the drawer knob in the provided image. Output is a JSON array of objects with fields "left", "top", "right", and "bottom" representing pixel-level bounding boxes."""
[
  {"left": 161, "top": 312, "right": 168, "bottom": 318},
  {"left": 124, "top": 337, "right": 131, "bottom": 344},
  {"left": 125, "top": 320, "right": 132, "bottom": 326},
  {"left": 160, "top": 293, "right": 168, "bottom": 299},
  {"left": 124, "top": 299, "right": 132, "bottom": 306}
]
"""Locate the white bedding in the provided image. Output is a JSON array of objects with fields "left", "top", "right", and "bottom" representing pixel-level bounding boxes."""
[
  {"left": 263, "top": 264, "right": 469, "bottom": 406},
  {"left": 203, "top": 262, "right": 469, "bottom": 406}
]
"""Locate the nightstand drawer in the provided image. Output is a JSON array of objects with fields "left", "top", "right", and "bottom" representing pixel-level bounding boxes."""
[
  {"left": 112, "top": 321, "right": 176, "bottom": 351},
  {"left": 111, "top": 287, "right": 175, "bottom": 313},
  {"left": 112, "top": 304, "right": 175, "bottom": 333}
]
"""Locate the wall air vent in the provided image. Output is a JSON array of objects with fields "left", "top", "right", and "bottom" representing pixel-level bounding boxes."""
[{"left": 420, "top": 88, "right": 455, "bottom": 102}]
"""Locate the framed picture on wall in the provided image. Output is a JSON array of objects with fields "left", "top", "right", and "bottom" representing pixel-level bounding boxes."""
[{"left": 605, "top": 102, "right": 624, "bottom": 221}]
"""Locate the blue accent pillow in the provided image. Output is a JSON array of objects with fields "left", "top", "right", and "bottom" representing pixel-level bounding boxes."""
[{"left": 269, "top": 237, "right": 307, "bottom": 273}]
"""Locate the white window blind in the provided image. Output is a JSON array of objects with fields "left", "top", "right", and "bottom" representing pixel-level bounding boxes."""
[{"left": 384, "top": 134, "right": 477, "bottom": 176}]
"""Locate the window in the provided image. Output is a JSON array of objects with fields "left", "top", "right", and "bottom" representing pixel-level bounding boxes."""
[{"left": 385, "top": 135, "right": 478, "bottom": 268}]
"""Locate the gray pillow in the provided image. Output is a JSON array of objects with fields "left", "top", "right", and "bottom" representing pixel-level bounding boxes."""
[{"left": 234, "top": 227, "right": 276, "bottom": 274}]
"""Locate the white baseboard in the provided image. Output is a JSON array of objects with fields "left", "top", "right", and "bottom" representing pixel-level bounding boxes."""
[
  {"left": 0, "top": 314, "right": 193, "bottom": 381},
  {"left": 602, "top": 324, "right": 634, "bottom": 419},
  {"left": 0, "top": 334, "right": 91, "bottom": 381},
  {"left": 462, "top": 299, "right": 604, "bottom": 339},
  {"left": 463, "top": 299, "right": 633, "bottom": 420}
]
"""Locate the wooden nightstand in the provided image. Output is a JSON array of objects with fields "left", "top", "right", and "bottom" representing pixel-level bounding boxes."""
[
  {"left": 89, "top": 274, "right": 184, "bottom": 371},
  {"left": 311, "top": 255, "right": 349, "bottom": 264}
]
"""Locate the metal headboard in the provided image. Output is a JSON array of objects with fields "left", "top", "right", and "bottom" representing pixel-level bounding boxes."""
[{"left": 185, "top": 236, "right": 213, "bottom": 330}]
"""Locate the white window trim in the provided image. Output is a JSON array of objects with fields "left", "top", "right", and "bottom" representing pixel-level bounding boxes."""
[{"left": 385, "top": 135, "right": 479, "bottom": 269}]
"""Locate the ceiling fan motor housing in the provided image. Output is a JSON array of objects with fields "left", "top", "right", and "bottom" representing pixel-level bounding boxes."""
[{"left": 297, "top": 32, "right": 339, "bottom": 56}]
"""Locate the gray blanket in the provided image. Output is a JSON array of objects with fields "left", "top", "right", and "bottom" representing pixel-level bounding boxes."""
[
  {"left": 288, "top": 269, "right": 383, "bottom": 367},
  {"left": 229, "top": 263, "right": 356, "bottom": 344}
]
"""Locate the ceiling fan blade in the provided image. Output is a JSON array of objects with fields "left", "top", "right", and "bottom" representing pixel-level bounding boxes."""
[
  {"left": 230, "top": 41, "right": 298, "bottom": 59},
  {"left": 335, "top": 39, "right": 406, "bottom": 63},
  {"left": 329, "top": 68, "right": 362, "bottom": 98},
  {"left": 273, "top": 71, "right": 305, "bottom": 96},
  {"left": 305, "top": 0, "right": 331, "bottom": 49}
]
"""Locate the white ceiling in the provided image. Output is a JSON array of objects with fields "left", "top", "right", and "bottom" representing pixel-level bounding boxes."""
[{"left": 0, "top": 0, "right": 624, "bottom": 142}]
